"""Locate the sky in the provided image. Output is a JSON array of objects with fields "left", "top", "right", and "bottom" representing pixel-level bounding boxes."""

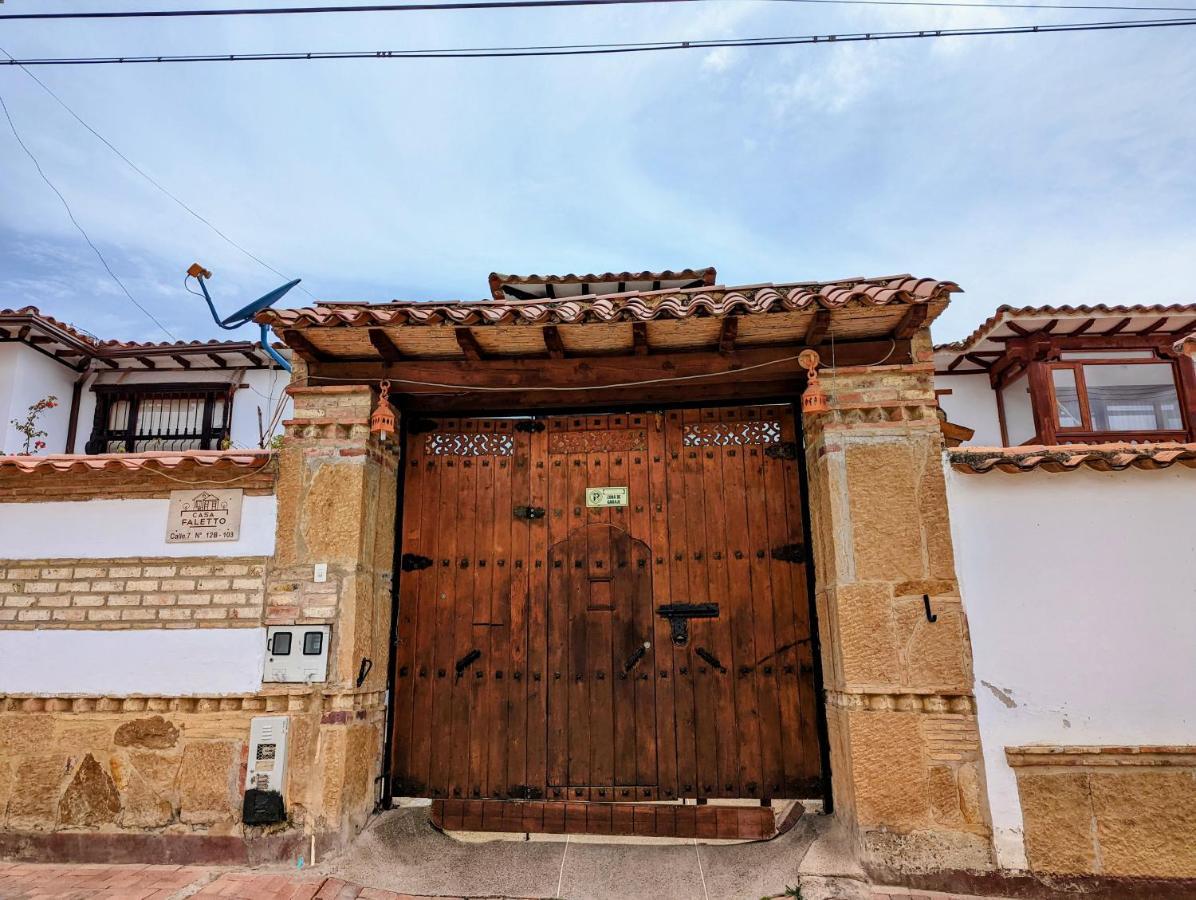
[{"left": 0, "top": 0, "right": 1194, "bottom": 346}]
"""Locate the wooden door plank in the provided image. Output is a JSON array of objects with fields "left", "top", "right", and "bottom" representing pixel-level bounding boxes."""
[
  {"left": 449, "top": 421, "right": 480, "bottom": 799},
  {"left": 565, "top": 442, "right": 591, "bottom": 788},
  {"left": 584, "top": 416, "right": 616, "bottom": 790},
  {"left": 430, "top": 419, "right": 462, "bottom": 798},
  {"left": 609, "top": 520, "right": 636, "bottom": 788},
  {"left": 778, "top": 408, "right": 821, "bottom": 787},
  {"left": 696, "top": 406, "right": 741, "bottom": 798},
  {"left": 740, "top": 410, "right": 785, "bottom": 801},
  {"left": 718, "top": 407, "right": 763, "bottom": 800},
  {"left": 663, "top": 409, "right": 698, "bottom": 799},
  {"left": 545, "top": 416, "right": 572, "bottom": 789},
  {"left": 390, "top": 439, "right": 423, "bottom": 789},
  {"left": 763, "top": 408, "right": 808, "bottom": 794},
  {"left": 470, "top": 421, "right": 497, "bottom": 799},
  {"left": 401, "top": 435, "right": 438, "bottom": 793},
  {"left": 624, "top": 426, "right": 658, "bottom": 793},
  {"left": 680, "top": 408, "right": 717, "bottom": 801},
  {"left": 487, "top": 420, "right": 515, "bottom": 797},
  {"left": 647, "top": 415, "right": 679, "bottom": 800},
  {"left": 524, "top": 420, "right": 549, "bottom": 796}
]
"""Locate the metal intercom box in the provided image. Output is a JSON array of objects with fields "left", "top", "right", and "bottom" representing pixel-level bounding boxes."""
[
  {"left": 264, "top": 625, "right": 330, "bottom": 683},
  {"left": 247, "top": 715, "right": 290, "bottom": 793}
]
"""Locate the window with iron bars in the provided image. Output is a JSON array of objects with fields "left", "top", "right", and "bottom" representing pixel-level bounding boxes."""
[{"left": 86, "top": 384, "right": 234, "bottom": 454}]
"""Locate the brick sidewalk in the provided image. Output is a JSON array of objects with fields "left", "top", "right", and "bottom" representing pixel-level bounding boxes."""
[{"left": 0, "top": 863, "right": 457, "bottom": 900}]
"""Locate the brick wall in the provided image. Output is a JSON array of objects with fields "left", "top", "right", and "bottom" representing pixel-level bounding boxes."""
[{"left": 0, "top": 557, "right": 268, "bottom": 629}]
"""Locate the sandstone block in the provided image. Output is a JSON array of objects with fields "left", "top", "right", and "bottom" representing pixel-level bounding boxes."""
[
  {"left": 58, "top": 753, "right": 121, "bottom": 827},
  {"left": 846, "top": 710, "right": 930, "bottom": 829},
  {"left": 115, "top": 716, "right": 180, "bottom": 750},
  {"left": 6, "top": 754, "right": 72, "bottom": 828},
  {"left": 833, "top": 583, "right": 900, "bottom": 687},
  {"left": 1017, "top": 770, "right": 1097, "bottom": 874},
  {"left": 176, "top": 741, "right": 238, "bottom": 824},
  {"left": 844, "top": 442, "right": 926, "bottom": 582},
  {"left": 1090, "top": 770, "right": 1196, "bottom": 877}
]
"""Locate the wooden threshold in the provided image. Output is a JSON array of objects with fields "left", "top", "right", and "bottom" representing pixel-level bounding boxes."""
[{"left": 429, "top": 799, "right": 780, "bottom": 840}]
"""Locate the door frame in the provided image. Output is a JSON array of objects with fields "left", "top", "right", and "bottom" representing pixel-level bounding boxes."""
[{"left": 381, "top": 395, "right": 833, "bottom": 813}]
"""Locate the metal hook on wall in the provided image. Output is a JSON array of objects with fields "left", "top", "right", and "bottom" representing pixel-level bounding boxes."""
[{"left": 923, "top": 594, "right": 938, "bottom": 623}]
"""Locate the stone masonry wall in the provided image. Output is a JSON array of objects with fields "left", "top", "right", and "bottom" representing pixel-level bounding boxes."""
[
  {"left": 0, "top": 558, "right": 267, "bottom": 629},
  {"left": 803, "top": 329, "right": 995, "bottom": 876}
]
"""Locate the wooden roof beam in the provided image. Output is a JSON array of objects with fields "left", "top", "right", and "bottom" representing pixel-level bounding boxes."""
[
  {"left": 804, "top": 309, "right": 831, "bottom": 347},
  {"left": 170, "top": 355, "right": 192, "bottom": 369},
  {"left": 1102, "top": 317, "right": 1133, "bottom": 335},
  {"left": 368, "top": 328, "right": 403, "bottom": 363},
  {"left": 455, "top": 327, "right": 484, "bottom": 361},
  {"left": 965, "top": 353, "right": 994, "bottom": 370},
  {"left": 239, "top": 351, "right": 261, "bottom": 366},
  {"left": 543, "top": 325, "right": 565, "bottom": 360},
  {"left": 1137, "top": 317, "right": 1170, "bottom": 335},
  {"left": 207, "top": 353, "right": 228, "bottom": 368},
  {"left": 893, "top": 304, "right": 928, "bottom": 339},
  {"left": 632, "top": 322, "right": 649, "bottom": 356},
  {"left": 718, "top": 316, "right": 738, "bottom": 356},
  {"left": 135, "top": 356, "right": 157, "bottom": 369},
  {"left": 282, "top": 329, "right": 328, "bottom": 363},
  {"left": 1066, "top": 318, "right": 1096, "bottom": 336}
]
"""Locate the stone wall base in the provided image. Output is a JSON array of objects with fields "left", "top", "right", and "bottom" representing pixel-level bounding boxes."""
[
  {"left": 0, "top": 828, "right": 340, "bottom": 867},
  {"left": 866, "top": 868, "right": 1196, "bottom": 899}
]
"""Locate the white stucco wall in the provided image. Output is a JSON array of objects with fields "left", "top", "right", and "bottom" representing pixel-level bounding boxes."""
[
  {"left": 0, "top": 627, "right": 266, "bottom": 695},
  {"left": 936, "top": 372, "right": 1003, "bottom": 446},
  {"left": 75, "top": 367, "right": 291, "bottom": 452},
  {"left": 0, "top": 344, "right": 76, "bottom": 454},
  {"left": 946, "top": 464, "right": 1196, "bottom": 870},
  {"left": 0, "top": 494, "right": 277, "bottom": 559}
]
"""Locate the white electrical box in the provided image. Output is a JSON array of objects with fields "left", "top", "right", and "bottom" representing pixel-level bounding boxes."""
[
  {"left": 247, "top": 715, "right": 289, "bottom": 793},
  {"left": 264, "top": 625, "right": 331, "bottom": 683}
]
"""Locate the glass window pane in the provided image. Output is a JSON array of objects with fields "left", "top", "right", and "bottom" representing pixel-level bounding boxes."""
[
  {"left": 1051, "top": 368, "right": 1084, "bottom": 428},
  {"left": 303, "top": 632, "right": 323, "bottom": 656},
  {"left": 1082, "top": 363, "right": 1183, "bottom": 432},
  {"left": 1000, "top": 374, "right": 1036, "bottom": 445},
  {"left": 271, "top": 632, "right": 292, "bottom": 656}
]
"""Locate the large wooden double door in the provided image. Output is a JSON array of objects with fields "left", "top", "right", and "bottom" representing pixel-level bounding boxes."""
[{"left": 390, "top": 405, "right": 821, "bottom": 806}]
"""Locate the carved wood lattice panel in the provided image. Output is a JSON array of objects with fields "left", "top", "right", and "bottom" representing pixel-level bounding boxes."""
[
  {"left": 425, "top": 432, "right": 515, "bottom": 456},
  {"left": 548, "top": 429, "right": 648, "bottom": 454},
  {"left": 682, "top": 420, "right": 781, "bottom": 447}
]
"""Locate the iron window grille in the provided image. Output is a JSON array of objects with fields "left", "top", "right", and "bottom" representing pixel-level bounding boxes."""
[{"left": 86, "top": 383, "right": 234, "bottom": 454}]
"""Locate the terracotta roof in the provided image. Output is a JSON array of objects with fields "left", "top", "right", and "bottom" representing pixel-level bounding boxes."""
[
  {"left": 488, "top": 268, "right": 717, "bottom": 301},
  {"left": 0, "top": 449, "right": 274, "bottom": 474},
  {"left": 259, "top": 275, "right": 960, "bottom": 329},
  {"left": 936, "top": 302, "right": 1196, "bottom": 351},
  {"left": 0, "top": 306, "right": 282, "bottom": 370},
  {"left": 1176, "top": 334, "right": 1196, "bottom": 354},
  {"left": 949, "top": 442, "right": 1196, "bottom": 474}
]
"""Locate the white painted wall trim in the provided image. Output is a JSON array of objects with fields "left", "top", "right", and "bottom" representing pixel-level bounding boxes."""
[
  {"left": 0, "top": 495, "right": 276, "bottom": 559},
  {"left": 0, "top": 627, "right": 266, "bottom": 695}
]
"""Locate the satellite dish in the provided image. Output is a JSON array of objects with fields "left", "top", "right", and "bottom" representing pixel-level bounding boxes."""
[{"left": 186, "top": 263, "right": 298, "bottom": 371}]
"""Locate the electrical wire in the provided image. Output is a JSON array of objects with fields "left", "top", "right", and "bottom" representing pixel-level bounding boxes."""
[
  {"left": 3, "top": 17, "right": 1193, "bottom": 65},
  {"left": 0, "top": 47, "right": 319, "bottom": 303},
  {"left": 4, "top": 0, "right": 1196, "bottom": 18},
  {"left": 0, "top": 90, "right": 177, "bottom": 341}
]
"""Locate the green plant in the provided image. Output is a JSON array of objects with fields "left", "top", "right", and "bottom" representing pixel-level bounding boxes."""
[{"left": 9, "top": 394, "right": 58, "bottom": 455}]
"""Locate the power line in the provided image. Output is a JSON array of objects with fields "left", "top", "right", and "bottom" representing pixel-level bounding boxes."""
[
  {"left": 1, "top": 16, "right": 1193, "bottom": 65},
  {"left": 0, "top": 47, "right": 320, "bottom": 303},
  {"left": 4, "top": 0, "right": 1196, "bottom": 18},
  {"left": 0, "top": 90, "right": 177, "bottom": 341}
]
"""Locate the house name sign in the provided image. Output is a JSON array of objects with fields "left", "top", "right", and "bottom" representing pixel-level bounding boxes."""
[
  {"left": 585, "top": 486, "right": 629, "bottom": 508},
  {"left": 167, "top": 489, "right": 244, "bottom": 543}
]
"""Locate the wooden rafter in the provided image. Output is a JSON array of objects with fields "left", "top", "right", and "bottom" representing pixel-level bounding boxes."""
[
  {"left": 542, "top": 326, "right": 565, "bottom": 360},
  {"left": 1066, "top": 318, "right": 1096, "bottom": 336},
  {"left": 893, "top": 305, "right": 928, "bottom": 339},
  {"left": 170, "top": 355, "right": 192, "bottom": 369},
  {"left": 207, "top": 353, "right": 228, "bottom": 368},
  {"left": 965, "top": 353, "right": 994, "bottom": 370},
  {"left": 368, "top": 328, "right": 403, "bottom": 363},
  {"left": 455, "top": 327, "right": 484, "bottom": 361},
  {"left": 239, "top": 351, "right": 261, "bottom": 366},
  {"left": 1137, "top": 317, "right": 1170, "bottom": 335},
  {"left": 804, "top": 309, "right": 831, "bottom": 347},
  {"left": 718, "top": 316, "right": 738, "bottom": 356},
  {"left": 544, "top": 283, "right": 557, "bottom": 299},
  {"left": 632, "top": 322, "right": 649, "bottom": 356},
  {"left": 282, "top": 329, "right": 328, "bottom": 363},
  {"left": 1102, "top": 317, "right": 1133, "bottom": 335},
  {"left": 135, "top": 356, "right": 157, "bottom": 369},
  {"left": 1006, "top": 321, "right": 1033, "bottom": 337}
]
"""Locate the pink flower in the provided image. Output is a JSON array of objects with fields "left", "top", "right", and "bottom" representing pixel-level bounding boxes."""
[{"left": 34, "top": 440, "right": 45, "bottom": 449}]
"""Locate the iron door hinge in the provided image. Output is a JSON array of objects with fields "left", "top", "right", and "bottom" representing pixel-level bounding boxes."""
[
  {"left": 765, "top": 441, "right": 799, "bottom": 460},
  {"left": 770, "top": 543, "right": 806, "bottom": 564},
  {"left": 514, "top": 505, "right": 546, "bottom": 520},
  {"left": 401, "top": 553, "right": 434, "bottom": 571},
  {"left": 455, "top": 649, "right": 481, "bottom": 677}
]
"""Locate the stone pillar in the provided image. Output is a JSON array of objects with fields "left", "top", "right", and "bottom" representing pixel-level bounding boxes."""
[
  {"left": 266, "top": 383, "right": 398, "bottom": 849},
  {"left": 803, "top": 331, "right": 995, "bottom": 875}
]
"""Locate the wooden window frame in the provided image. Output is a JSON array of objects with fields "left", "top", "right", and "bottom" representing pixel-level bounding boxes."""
[
  {"left": 1042, "top": 356, "right": 1189, "bottom": 444},
  {"left": 85, "top": 382, "right": 235, "bottom": 454}
]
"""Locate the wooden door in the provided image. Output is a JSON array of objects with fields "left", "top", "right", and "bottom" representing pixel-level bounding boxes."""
[{"left": 391, "top": 406, "right": 821, "bottom": 805}]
